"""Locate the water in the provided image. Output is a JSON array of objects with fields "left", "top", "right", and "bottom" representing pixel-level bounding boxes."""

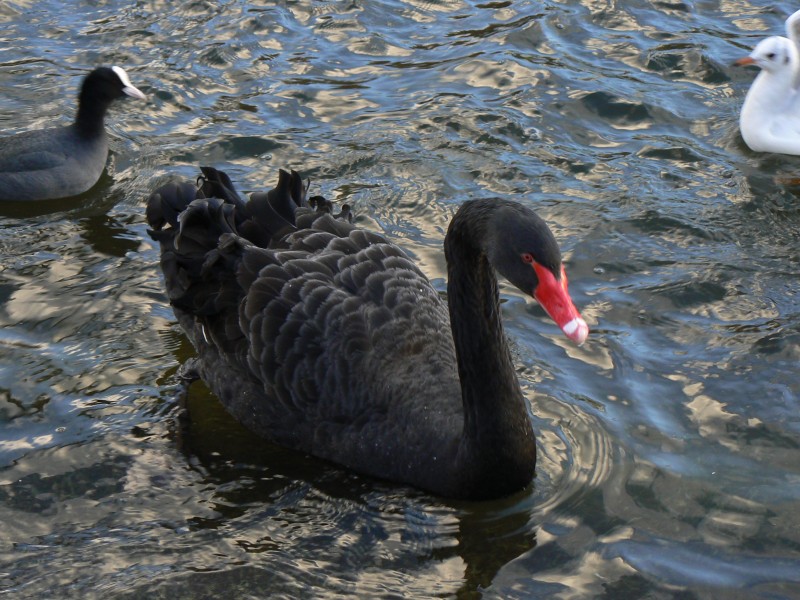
[{"left": 1, "top": 0, "right": 799, "bottom": 597}]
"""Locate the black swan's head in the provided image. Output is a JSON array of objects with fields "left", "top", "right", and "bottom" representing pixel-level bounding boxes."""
[{"left": 487, "top": 204, "right": 588, "bottom": 345}]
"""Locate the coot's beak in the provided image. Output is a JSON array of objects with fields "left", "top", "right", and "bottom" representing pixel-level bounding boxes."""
[
  {"left": 122, "top": 85, "right": 147, "bottom": 100},
  {"left": 532, "top": 263, "right": 589, "bottom": 345}
]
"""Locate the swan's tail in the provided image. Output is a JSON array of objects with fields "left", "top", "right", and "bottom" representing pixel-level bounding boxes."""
[
  {"left": 146, "top": 167, "right": 351, "bottom": 317},
  {"left": 197, "top": 166, "right": 244, "bottom": 206},
  {"left": 237, "top": 168, "right": 306, "bottom": 247},
  {"left": 145, "top": 179, "right": 200, "bottom": 238},
  {"left": 147, "top": 167, "right": 309, "bottom": 248},
  {"left": 147, "top": 166, "right": 353, "bottom": 246}
]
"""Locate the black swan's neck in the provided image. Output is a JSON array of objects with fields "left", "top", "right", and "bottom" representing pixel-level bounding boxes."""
[{"left": 445, "top": 200, "right": 536, "bottom": 495}]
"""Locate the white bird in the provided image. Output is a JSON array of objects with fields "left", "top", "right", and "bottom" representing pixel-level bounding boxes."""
[{"left": 736, "top": 10, "right": 800, "bottom": 155}]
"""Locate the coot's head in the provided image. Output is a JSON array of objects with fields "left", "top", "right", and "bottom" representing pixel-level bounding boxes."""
[{"left": 79, "top": 66, "right": 146, "bottom": 105}]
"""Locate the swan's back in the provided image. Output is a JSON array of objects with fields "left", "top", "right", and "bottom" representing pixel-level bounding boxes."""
[{"left": 147, "top": 168, "right": 464, "bottom": 487}]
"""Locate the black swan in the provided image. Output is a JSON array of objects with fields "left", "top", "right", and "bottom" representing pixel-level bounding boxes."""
[
  {"left": 147, "top": 167, "right": 588, "bottom": 499},
  {"left": 0, "top": 66, "right": 146, "bottom": 202}
]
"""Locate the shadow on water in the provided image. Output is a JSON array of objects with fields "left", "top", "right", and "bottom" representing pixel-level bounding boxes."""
[
  {"left": 78, "top": 213, "right": 141, "bottom": 257},
  {"left": 145, "top": 364, "right": 541, "bottom": 599},
  {"left": 0, "top": 170, "right": 118, "bottom": 220},
  {"left": 446, "top": 498, "right": 539, "bottom": 599}
]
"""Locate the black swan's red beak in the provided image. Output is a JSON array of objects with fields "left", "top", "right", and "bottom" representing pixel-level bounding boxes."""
[{"left": 532, "top": 263, "right": 589, "bottom": 345}]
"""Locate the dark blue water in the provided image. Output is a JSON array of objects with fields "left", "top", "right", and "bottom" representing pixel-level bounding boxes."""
[{"left": 1, "top": 1, "right": 799, "bottom": 598}]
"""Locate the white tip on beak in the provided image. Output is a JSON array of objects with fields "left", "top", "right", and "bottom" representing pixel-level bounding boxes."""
[{"left": 562, "top": 316, "right": 589, "bottom": 345}]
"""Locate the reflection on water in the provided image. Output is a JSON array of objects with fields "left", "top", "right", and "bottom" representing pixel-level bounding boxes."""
[{"left": 1, "top": 0, "right": 800, "bottom": 598}]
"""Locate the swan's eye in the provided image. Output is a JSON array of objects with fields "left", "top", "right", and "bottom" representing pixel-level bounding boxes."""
[{"left": 521, "top": 253, "right": 535, "bottom": 264}]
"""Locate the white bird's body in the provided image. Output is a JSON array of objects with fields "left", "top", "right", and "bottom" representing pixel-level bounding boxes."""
[{"left": 737, "top": 10, "right": 800, "bottom": 155}]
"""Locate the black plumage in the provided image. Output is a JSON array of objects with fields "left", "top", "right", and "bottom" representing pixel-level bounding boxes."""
[
  {"left": 0, "top": 66, "right": 146, "bottom": 202},
  {"left": 147, "top": 167, "right": 587, "bottom": 499}
]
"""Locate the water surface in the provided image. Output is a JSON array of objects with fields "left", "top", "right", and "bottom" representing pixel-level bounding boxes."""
[{"left": 1, "top": 1, "right": 799, "bottom": 598}]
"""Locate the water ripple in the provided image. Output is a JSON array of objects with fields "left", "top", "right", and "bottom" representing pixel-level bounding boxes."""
[{"left": 2, "top": 0, "right": 800, "bottom": 598}]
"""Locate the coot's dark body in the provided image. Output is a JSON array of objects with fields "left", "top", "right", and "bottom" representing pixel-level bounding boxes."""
[{"left": 0, "top": 66, "right": 145, "bottom": 201}]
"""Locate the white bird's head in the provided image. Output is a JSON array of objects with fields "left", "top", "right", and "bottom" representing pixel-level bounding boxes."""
[{"left": 735, "top": 36, "right": 798, "bottom": 74}]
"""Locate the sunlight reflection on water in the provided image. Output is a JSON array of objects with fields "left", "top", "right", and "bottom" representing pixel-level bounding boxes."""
[{"left": 0, "top": 0, "right": 799, "bottom": 598}]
